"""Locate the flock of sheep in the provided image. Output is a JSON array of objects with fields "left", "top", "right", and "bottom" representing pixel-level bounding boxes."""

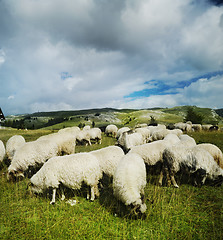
[{"left": 0, "top": 121, "right": 223, "bottom": 216}]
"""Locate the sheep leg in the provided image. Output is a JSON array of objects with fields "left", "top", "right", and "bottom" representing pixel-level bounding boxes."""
[
  {"left": 90, "top": 186, "right": 95, "bottom": 201},
  {"left": 50, "top": 188, "right": 57, "bottom": 204},
  {"left": 170, "top": 175, "right": 179, "bottom": 188},
  {"left": 158, "top": 169, "right": 164, "bottom": 186},
  {"left": 60, "top": 186, "right": 65, "bottom": 201}
]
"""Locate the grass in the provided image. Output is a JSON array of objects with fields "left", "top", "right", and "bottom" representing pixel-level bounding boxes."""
[{"left": 0, "top": 129, "right": 223, "bottom": 239}]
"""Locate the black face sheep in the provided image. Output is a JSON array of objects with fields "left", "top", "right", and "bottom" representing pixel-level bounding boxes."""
[
  {"left": 113, "top": 153, "right": 147, "bottom": 216},
  {"left": 30, "top": 152, "right": 102, "bottom": 204}
]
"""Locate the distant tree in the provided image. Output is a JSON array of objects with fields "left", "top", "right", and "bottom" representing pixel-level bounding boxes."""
[
  {"left": 184, "top": 107, "right": 204, "bottom": 124},
  {"left": 149, "top": 116, "right": 158, "bottom": 126}
]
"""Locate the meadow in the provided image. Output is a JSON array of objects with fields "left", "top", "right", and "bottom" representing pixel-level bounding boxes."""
[{"left": 0, "top": 128, "right": 223, "bottom": 239}]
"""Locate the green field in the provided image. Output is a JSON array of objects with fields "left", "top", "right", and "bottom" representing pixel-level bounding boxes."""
[{"left": 0, "top": 129, "right": 223, "bottom": 239}]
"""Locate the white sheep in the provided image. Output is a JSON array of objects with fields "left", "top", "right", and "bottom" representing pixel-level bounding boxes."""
[
  {"left": 58, "top": 126, "right": 80, "bottom": 135},
  {"left": 192, "top": 124, "right": 202, "bottom": 132},
  {"left": 129, "top": 134, "right": 180, "bottom": 185},
  {"left": 87, "top": 128, "right": 102, "bottom": 144},
  {"left": 163, "top": 144, "right": 223, "bottom": 188},
  {"left": 83, "top": 125, "right": 91, "bottom": 131},
  {"left": 7, "top": 139, "right": 59, "bottom": 180},
  {"left": 116, "top": 127, "right": 131, "bottom": 140},
  {"left": 30, "top": 152, "right": 102, "bottom": 204},
  {"left": 174, "top": 122, "right": 192, "bottom": 132},
  {"left": 0, "top": 140, "right": 5, "bottom": 163},
  {"left": 202, "top": 124, "right": 213, "bottom": 131},
  {"left": 6, "top": 135, "right": 26, "bottom": 161},
  {"left": 38, "top": 132, "right": 76, "bottom": 155},
  {"left": 90, "top": 146, "right": 125, "bottom": 178},
  {"left": 76, "top": 130, "right": 91, "bottom": 146},
  {"left": 134, "top": 127, "right": 151, "bottom": 143},
  {"left": 105, "top": 124, "right": 118, "bottom": 138},
  {"left": 196, "top": 143, "right": 223, "bottom": 169},
  {"left": 113, "top": 153, "right": 147, "bottom": 215},
  {"left": 178, "top": 134, "right": 196, "bottom": 147},
  {"left": 117, "top": 131, "right": 144, "bottom": 153}
]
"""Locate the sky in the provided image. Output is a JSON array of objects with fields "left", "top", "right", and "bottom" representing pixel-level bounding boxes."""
[{"left": 0, "top": 0, "right": 223, "bottom": 116}]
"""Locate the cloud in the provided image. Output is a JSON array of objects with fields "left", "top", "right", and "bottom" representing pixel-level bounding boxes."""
[{"left": 0, "top": 0, "right": 223, "bottom": 115}]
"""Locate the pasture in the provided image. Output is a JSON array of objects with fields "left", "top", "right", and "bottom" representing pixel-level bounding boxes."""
[{"left": 0, "top": 129, "right": 223, "bottom": 239}]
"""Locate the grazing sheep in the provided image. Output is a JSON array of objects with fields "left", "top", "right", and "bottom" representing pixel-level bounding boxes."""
[
  {"left": 30, "top": 152, "right": 102, "bottom": 204},
  {"left": 116, "top": 127, "right": 131, "bottom": 140},
  {"left": 7, "top": 140, "right": 59, "bottom": 180},
  {"left": 90, "top": 146, "right": 125, "bottom": 178},
  {"left": 202, "top": 124, "right": 213, "bottom": 131},
  {"left": 58, "top": 126, "right": 80, "bottom": 135},
  {"left": 38, "top": 132, "right": 76, "bottom": 155},
  {"left": 6, "top": 135, "right": 26, "bottom": 161},
  {"left": 113, "top": 153, "right": 147, "bottom": 215},
  {"left": 163, "top": 145, "right": 223, "bottom": 188},
  {"left": 83, "top": 125, "right": 91, "bottom": 131},
  {"left": 174, "top": 122, "right": 192, "bottom": 132},
  {"left": 148, "top": 124, "right": 166, "bottom": 135},
  {"left": 0, "top": 140, "right": 5, "bottom": 163},
  {"left": 134, "top": 127, "right": 151, "bottom": 143},
  {"left": 192, "top": 124, "right": 202, "bottom": 132},
  {"left": 129, "top": 134, "right": 180, "bottom": 185},
  {"left": 178, "top": 134, "right": 196, "bottom": 147},
  {"left": 196, "top": 143, "right": 223, "bottom": 169},
  {"left": 117, "top": 131, "right": 144, "bottom": 153},
  {"left": 76, "top": 130, "right": 91, "bottom": 146},
  {"left": 87, "top": 128, "right": 102, "bottom": 144},
  {"left": 105, "top": 124, "right": 118, "bottom": 138}
]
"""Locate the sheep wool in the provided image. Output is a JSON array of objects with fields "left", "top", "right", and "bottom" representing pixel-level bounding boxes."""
[
  {"left": 105, "top": 124, "right": 118, "bottom": 138},
  {"left": 30, "top": 152, "right": 103, "bottom": 204},
  {"left": 8, "top": 139, "right": 59, "bottom": 179},
  {"left": 6, "top": 135, "right": 26, "bottom": 161},
  {"left": 113, "top": 153, "right": 147, "bottom": 214},
  {"left": 0, "top": 140, "right": 5, "bottom": 163},
  {"left": 90, "top": 146, "right": 125, "bottom": 178},
  {"left": 196, "top": 143, "right": 223, "bottom": 169}
]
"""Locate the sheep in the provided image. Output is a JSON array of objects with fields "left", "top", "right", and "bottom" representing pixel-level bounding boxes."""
[
  {"left": 105, "top": 124, "right": 118, "bottom": 138},
  {"left": 76, "top": 130, "right": 91, "bottom": 146},
  {"left": 38, "top": 132, "right": 76, "bottom": 155},
  {"left": 129, "top": 134, "right": 180, "bottom": 185},
  {"left": 30, "top": 152, "right": 103, "bottom": 204},
  {"left": 148, "top": 124, "right": 166, "bottom": 135},
  {"left": 7, "top": 139, "right": 59, "bottom": 180},
  {"left": 178, "top": 134, "right": 197, "bottom": 147},
  {"left": 174, "top": 122, "right": 192, "bottom": 132},
  {"left": 0, "top": 140, "right": 5, "bottom": 163},
  {"left": 58, "top": 126, "right": 80, "bottom": 135},
  {"left": 116, "top": 127, "right": 131, "bottom": 140},
  {"left": 117, "top": 131, "right": 144, "bottom": 153},
  {"left": 6, "top": 135, "right": 26, "bottom": 161},
  {"left": 83, "top": 125, "right": 91, "bottom": 131},
  {"left": 90, "top": 146, "right": 125, "bottom": 178},
  {"left": 134, "top": 127, "right": 151, "bottom": 143},
  {"left": 202, "top": 124, "right": 213, "bottom": 131},
  {"left": 87, "top": 128, "right": 102, "bottom": 144},
  {"left": 196, "top": 143, "right": 223, "bottom": 169},
  {"left": 113, "top": 153, "right": 147, "bottom": 215},
  {"left": 192, "top": 124, "right": 202, "bottom": 132},
  {"left": 163, "top": 145, "right": 223, "bottom": 188}
]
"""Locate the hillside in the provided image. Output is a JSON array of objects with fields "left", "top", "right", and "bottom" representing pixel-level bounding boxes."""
[{"left": 3, "top": 106, "right": 223, "bottom": 130}]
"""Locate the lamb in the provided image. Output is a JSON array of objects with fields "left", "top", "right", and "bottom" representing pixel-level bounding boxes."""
[
  {"left": 196, "top": 143, "right": 223, "bottom": 169},
  {"left": 0, "top": 140, "right": 5, "bottom": 163},
  {"left": 105, "top": 124, "right": 118, "bottom": 138},
  {"left": 129, "top": 134, "right": 180, "bottom": 185},
  {"left": 7, "top": 139, "right": 59, "bottom": 180},
  {"left": 6, "top": 135, "right": 26, "bottom": 161},
  {"left": 113, "top": 153, "right": 147, "bottom": 215},
  {"left": 30, "top": 152, "right": 102, "bottom": 204},
  {"left": 117, "top": 131, "right": 144, "bottom": 153},
  {"left": 90, "top": 146, "right": 125, "bottom": 178}
]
